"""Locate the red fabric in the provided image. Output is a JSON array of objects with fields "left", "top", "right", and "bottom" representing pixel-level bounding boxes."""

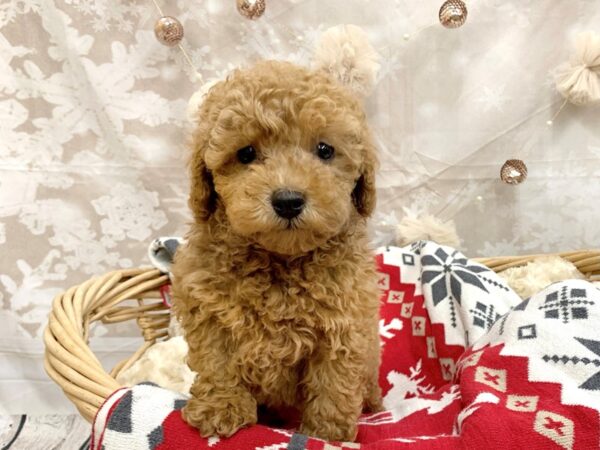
[
  {"left": 156, "top": 414, "right": 292, "bottom": 450},
  {"left": 376, "top": 253, "right": 467, "bottom": 395},
  {"left": 95, "top": 246, "right": 600, "bottom": 450},
  {"left": 457, "top": 345, "right": 600, "bottom": 450}
]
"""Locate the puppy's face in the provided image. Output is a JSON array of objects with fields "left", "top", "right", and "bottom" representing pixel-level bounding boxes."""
[{"left": 189, "top": 62, "right": 377, "bottom": 255}]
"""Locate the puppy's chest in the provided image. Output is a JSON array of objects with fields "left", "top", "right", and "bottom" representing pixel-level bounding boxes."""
[
  {"left": 230, "top": 307, "right": 317, "bottom": 405},
  {"left": 226, "top": 280, "right": 326, "bottom": 388},
  {"left": 220, "top": 262, "right": 355, "bottom": 399},
  {"left": 230, "top": 299, "right": 320, "bottom": 367}
]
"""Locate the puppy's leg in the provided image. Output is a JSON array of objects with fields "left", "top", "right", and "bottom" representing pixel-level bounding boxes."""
[
  {"left": 364, "top": 326, "right": 383, "bottom": 413},
  {"left": 182, "top": 326, "right": 257, "bottom": 438},
  {"left": 299, "top": 330, "right": 366, "bottom": 442},
  {"left": 364, "top": 362, "right": 383, "bottom": 413}
]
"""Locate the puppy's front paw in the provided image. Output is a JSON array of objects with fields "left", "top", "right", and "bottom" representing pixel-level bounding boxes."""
[{"left": 182, "top": 389, "right": 257, "bottom": 438}]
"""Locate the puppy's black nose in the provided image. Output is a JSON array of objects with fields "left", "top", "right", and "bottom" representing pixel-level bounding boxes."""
[{"left": 271, "top": 190, "right": 305, "bottom": 219}]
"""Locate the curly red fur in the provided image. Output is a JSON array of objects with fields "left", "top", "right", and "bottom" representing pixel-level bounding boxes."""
[{"left": 171, "top": 61, "right": 382, "bottom": 442}]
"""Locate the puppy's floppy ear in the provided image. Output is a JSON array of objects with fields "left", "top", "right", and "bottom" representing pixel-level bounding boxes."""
[
  {"left": 187, "top": 80, "right": 225, "bottom": 222},
  {"left": 188, "top": 121, "right": 217, "bottom": 222},
  {"left": 189, "top": 153, "right": 216, "bottom": 222},
  {"left": 352, "top": 143, "right": 378, "bottom": 217}
]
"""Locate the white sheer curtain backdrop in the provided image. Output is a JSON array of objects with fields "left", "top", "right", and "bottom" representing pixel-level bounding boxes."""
[{"left": 0, "top": 0, "right": 599, "bottom": 414}]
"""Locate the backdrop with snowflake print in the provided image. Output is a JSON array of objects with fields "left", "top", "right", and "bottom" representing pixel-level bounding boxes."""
[{"left": 1, "top": 0, "right": 599, "bottom": 414}]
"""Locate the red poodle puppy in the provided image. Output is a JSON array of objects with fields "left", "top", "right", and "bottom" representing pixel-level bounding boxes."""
[{"left": 172, "top": 60, "right": 381, "bottom": 442}]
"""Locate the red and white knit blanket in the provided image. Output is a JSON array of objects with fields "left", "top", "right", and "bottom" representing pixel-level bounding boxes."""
[{"left": 91, "top": 242, "right": 600, "bottom": 449}]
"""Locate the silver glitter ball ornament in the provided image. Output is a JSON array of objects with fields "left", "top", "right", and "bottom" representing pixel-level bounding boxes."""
[
  {"left": 500, "top": 159, "right": 528, "bottom": 185},
  {"left": 154, "top": 16, "right": 184, "bottom": 47},
  {"left": 439, "top": 0, "right": 468, "bottom": 29},
  {"left": 236, "top": 0, "right": 266, "bottom": 20}
]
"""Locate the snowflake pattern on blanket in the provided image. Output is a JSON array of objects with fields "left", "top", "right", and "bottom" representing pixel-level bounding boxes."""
[{"left": 91, "top": 242, "right": 600, "bottom": 450}]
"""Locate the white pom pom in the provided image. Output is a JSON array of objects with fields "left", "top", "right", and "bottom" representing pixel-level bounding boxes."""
[
  {"left": 186, "top": 79, "right": 219, "bottom": 124},
  {"left": 555, "top": 31, "right": 600, "bottom": 105},
  {"left": 168, "top": 313, "right": 184, "bottom": 337},
  {"left": 116, "top": 336, "right": 196, "bottom": 394},
  {"left": 313, "top": 24, "right": 380, "bottom": 97},
  {"left": 396, "top": 214, "right": 460, "bottom": 248},
  {"left": 498, "top": 256, "right": 585, "bottom": 300}
]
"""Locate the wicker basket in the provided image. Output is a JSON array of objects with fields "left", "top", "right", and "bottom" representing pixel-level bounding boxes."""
[{"left": 44, "top": 251, "right": 600, "bottom": 422}]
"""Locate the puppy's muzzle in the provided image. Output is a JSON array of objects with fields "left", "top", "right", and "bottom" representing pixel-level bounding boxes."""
[{"left": 271, "top": 189, "right": 305, "bottom": 220}]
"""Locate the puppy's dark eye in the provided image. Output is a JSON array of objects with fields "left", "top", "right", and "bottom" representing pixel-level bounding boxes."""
[
  {"left": 316, "top": 142, "right": 335, "bottom": 161},
  {"left": 237, "top": 145, "right": 257, "bottom": 164}
]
